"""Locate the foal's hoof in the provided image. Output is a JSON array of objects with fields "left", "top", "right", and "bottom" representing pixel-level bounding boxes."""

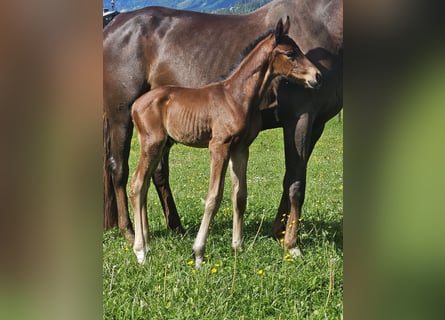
[
  {"left": 288, "top": 247, "right": 303, "bottom": 259},
  {"left": 194, "top": 256, "right": 204, "bottom": 269},
  {"left": 135, "top": 252, "right": 146, "bottom": 265},
  {"left": 232, "top": 241, "right": 245, "bottom": 252},
  {"left": 133, "top": 247, "right": 147, "bottom": 265}
]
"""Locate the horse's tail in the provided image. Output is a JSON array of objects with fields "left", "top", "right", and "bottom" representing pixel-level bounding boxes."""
[{"left": 103, "top": 113, "right": 118, "bottom": 230}]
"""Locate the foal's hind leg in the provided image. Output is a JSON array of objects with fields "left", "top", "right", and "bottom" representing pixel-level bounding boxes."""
[
  {"left": 129, "top": 156, "right": 151, "bottom": 264},
  {"left": 193, "top": 142, "right": 230, "bottom": 267},
  {"left": 229, "top": 147, "right": 249, "bottom": 251}
]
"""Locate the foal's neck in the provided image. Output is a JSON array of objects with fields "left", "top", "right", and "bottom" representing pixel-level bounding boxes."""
[{"left": 223, "top": 36, "right": 275, "bottom": 113}]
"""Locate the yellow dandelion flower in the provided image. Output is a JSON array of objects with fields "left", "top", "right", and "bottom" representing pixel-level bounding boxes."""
[
  {"left": 283, "top": 254, "right": 291, "bottom": 260},
  {"left": 211, "top": 268, "right": 218, "bottom": 274},
  {"left": 187, "top": 260, "right": 194, "bottom": 266},
  {"left": 279, "top": 238, "right": 284, "bottom": 243},
  {"left": 213, "top": 263, "right": 220, "bottom": 268},
  {"left": 257, "top": 269, "right": 264, "bottom": 275},
  {"left": 191, "top": 269, "right": 196, "bottom": 273},
  {"left": 124, "top": 247, "right": 129, "bottom": 251}
]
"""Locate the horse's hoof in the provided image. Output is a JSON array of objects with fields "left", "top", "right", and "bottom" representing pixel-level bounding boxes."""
[
  {"left": 173, "top": 225, "right": 186, "bottom": 236},
  {"left": 123, "top": 229, "right": 135, "bottom": 245},
  {"left": 272, "top": 223, "right": 285, "bottom": 240}
]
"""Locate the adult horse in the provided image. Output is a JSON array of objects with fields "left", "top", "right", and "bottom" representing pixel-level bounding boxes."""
[{"left": 103, "top": 0, "right": 343, "bottom": 257}]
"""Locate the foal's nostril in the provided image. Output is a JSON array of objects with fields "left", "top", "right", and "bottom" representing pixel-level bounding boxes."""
[
  {"left": 310, "top": 72, "right": 322, "bottom": 89},
  {"left": 307, "top": 72, "right": 322, "bottom": 89}
]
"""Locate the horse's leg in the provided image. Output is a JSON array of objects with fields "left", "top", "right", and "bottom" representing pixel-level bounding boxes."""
[
  {"left": 229, "top": 147, "right": 249, "bottom": 251},
  {"left": 273, "top": 112, "right": 313, "bottom": 257},
  {"left": 152, "top": 143, "right": 185, "bottom": 234},
  {"left": 192, "top": 143, "right": 230, "bottom": 267},
  {"left": 108, "top": 115, "right": 135, "bottom": 244},
  {"left": 103, "top": 114, "right": 118, "bottom": 230},
  {"left": 129, "top": 134, "right": 166, "bottom": 264}
]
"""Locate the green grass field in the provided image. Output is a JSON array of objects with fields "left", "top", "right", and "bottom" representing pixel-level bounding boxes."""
[{"left": 103, "top": 116, "right": 343, "bottom": 319}]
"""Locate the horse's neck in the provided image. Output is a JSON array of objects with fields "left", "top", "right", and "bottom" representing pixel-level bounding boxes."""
[{"left": 223, "top": 38, "right": 274, "bottom": 113}]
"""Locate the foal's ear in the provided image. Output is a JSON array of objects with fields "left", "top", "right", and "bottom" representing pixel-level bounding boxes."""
[
  {"left": 275, "top": 16, "right": 291, "bottom": 43},
  {"left": 275, "top": 18, "right": 284, "bottom": 42}
]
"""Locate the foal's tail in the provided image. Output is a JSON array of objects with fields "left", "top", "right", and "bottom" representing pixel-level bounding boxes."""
[{"left": 103, "top": 113, "right": 118, "bottom": 229}]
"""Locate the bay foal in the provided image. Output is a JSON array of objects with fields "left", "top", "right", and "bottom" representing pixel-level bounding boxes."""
[{"left": 129, "top": 18, "right": 321, "bottom": 265}]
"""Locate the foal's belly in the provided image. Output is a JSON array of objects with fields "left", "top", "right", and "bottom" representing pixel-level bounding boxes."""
[{"left": 167, "top": 128, "right": 211, "bottom": 148}]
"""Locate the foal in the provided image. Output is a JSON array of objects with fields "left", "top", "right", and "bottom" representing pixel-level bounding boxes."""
[{"left": 130, "top": 17, "right": 321, "bottom": 265}]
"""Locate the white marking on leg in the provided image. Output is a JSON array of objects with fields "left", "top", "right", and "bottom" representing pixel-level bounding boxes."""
[
  {"left": 133, "top": 245, "right": 147, "bottom": 264},
  {"left": 288, "top": 246, "right": 302, "bottom": 258}
]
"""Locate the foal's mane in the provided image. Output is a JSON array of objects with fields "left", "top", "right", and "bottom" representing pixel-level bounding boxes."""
[{"left": 220, "top": 29, "right": 274, "bottom": 80}]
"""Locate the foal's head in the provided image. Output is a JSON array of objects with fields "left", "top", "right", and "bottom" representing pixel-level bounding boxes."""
[{"left": 270, "top": 17, "right": 322, "bottom": 89}]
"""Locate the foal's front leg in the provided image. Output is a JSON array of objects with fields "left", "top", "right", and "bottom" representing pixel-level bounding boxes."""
[
  {"left": 192, "top": 142, "right": 230, "bottom": 267},
  {"left": 229, "top": 147, "right": 249, "bottom": 251},
  {"left": 129, "top": 137, "right": 166, "bottom": 264}
]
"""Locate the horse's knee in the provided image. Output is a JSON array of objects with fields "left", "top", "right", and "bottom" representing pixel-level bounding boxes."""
[
  {"left": 108, "top": 155, "right": 118, "bottom": 172},
  {"left": 288, "top": 181, "right": 304, "bottom": 204},
  {"left": 109, "top": 157, "right": 129, "bottom": 187}
]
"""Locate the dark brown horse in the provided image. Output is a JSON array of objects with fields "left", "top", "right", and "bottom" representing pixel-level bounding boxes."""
[
  {"left": 129, "top": 18, "right": 320, "bottom": 265},
  {"left": 103, "top": 0, "right": 342, "bottom": 257}
]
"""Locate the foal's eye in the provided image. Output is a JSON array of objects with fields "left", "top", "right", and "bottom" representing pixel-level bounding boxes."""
[{"left": 285, "top": 52, "right": 296, "bottom": 59}]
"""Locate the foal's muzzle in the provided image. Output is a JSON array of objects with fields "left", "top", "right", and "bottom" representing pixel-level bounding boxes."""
[{"left": 308, "top": 72, "right": 322, "bottom": 89}]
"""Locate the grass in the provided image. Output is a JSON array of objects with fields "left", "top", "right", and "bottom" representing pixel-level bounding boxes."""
[{"left": 103, "top": 116, "right": 343, "bottom": 319}]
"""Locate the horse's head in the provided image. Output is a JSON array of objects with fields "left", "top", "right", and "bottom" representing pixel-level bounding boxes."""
[{"left": 270, "top": 17, "right": 322, "bottom": 89}]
